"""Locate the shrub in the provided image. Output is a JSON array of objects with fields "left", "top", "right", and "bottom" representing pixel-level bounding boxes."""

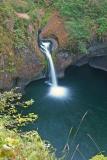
[
  {"left": 0, "top": 89, "right": 57, "bottom": 160},
  {"left": 90, "top": 154, "right": 107, "bottom": 160}
]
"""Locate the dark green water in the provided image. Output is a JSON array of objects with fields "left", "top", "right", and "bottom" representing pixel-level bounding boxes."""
[{"left": 24, "top": 65, "right": 107, "bottom": 160}]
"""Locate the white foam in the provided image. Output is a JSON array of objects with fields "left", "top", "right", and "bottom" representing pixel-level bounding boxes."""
[{"left": 49, "top": 86, "right": 68, "bottom": 98}]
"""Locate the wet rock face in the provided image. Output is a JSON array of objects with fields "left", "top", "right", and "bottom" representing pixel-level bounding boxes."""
[
  {"left": 89, "top": 55, "right": 107, "bottom": 71},
  {"left": 75, "top": 42, "right": 107, "bottom": 71},
  {"left": 56, "top": 51, "right": 72, "bottom": 77},
  {"left": 0, "top": 73, "right": 13, "bottom": 90}
]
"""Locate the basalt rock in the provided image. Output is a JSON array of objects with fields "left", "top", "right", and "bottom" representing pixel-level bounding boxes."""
[
  {"left": 55, "top": 51, "right": 73, "bottom": 77},
  {"left": 89, "top": 55, "right": 107, "bottom": 71},
  {"left": 0, "top": 50, "right": 73, "bottom": 91},
  {"left": 0, "top": 48, "right": 44, "bottom": 91},
  {"left": 75, "top": 42, "right": 107, "bottom": 71}
]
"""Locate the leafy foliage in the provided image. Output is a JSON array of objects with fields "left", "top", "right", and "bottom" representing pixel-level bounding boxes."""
[
  {"left": 0, "top": 88, "right": 37, "bottom": 128},
  {"left": 90, "top": 154, "right": 107, "bottom": 160},
  {"left": 0, "top": 125, "right": 56, "bottom": 159},
  {"left": 0, "top": 89, "right": 57, "bottom": 160}
]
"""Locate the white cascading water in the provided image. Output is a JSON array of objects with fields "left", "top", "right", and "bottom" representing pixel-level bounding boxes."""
[
  {"left": 41, "top": 42, "right": 57, "bottom": 86},
  {"left": 41, "top": 42, "right": 68, "bottom": 98}
]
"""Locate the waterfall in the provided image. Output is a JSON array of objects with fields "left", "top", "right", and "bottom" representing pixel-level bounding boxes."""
[
  {"left": 39, "top": 39, "right": 68, "bottom": 99},
  {"left": 40, "top": 42, "right": 58, "bottom": 86}
]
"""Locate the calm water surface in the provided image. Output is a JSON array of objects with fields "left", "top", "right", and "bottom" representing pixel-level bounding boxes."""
[{"left": 23, "top": 65, "right": 107, "bottom": 160}]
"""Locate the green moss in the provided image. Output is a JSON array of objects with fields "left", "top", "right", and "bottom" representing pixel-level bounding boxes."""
[
  {"left": 0, "top": 26, "right": 13, "bottom": 53},
  {"left": 0, "top": 0, "right": 52, "bottom": 54}
]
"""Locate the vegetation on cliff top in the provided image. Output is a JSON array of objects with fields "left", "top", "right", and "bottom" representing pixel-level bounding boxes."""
[
  {"left": 0, "top": 0, "right": 107, "bottom": 56},
  {"left": 52, "top": 0, "right": 107, "bottom": 53}
]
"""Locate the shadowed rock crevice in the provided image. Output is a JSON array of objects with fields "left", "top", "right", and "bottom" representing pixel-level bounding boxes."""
[{"left": 89, "top": 56, "right": 107, "bottom": 72}]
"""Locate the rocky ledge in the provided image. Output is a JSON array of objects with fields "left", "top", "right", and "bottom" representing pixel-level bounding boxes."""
[
  {"left": 75, "top": 42, "right": 107, "bottom": 72},
  {"left": 89, "top": 55, "right": 107, "bottom": 71}
]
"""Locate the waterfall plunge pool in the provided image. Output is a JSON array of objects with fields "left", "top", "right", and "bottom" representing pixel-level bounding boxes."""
[{"left": 22, "top": 65, "right": 107, "bottom": 160}]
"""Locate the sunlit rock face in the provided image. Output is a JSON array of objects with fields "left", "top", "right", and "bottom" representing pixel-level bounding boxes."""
[
  {"left": 49, "top": 86, "right": 69, "bottom": 99},
  {"left": 41, "top": 11, "right": 69, "bottom": 48}
]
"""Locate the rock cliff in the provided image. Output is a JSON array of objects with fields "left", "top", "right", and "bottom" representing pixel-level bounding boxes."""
[
  {"left": 0, "top": 9, "right": 72, "bottom": 90},
  {"left": 1, "top": 1, "right": 107, "bottom": 91}
]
